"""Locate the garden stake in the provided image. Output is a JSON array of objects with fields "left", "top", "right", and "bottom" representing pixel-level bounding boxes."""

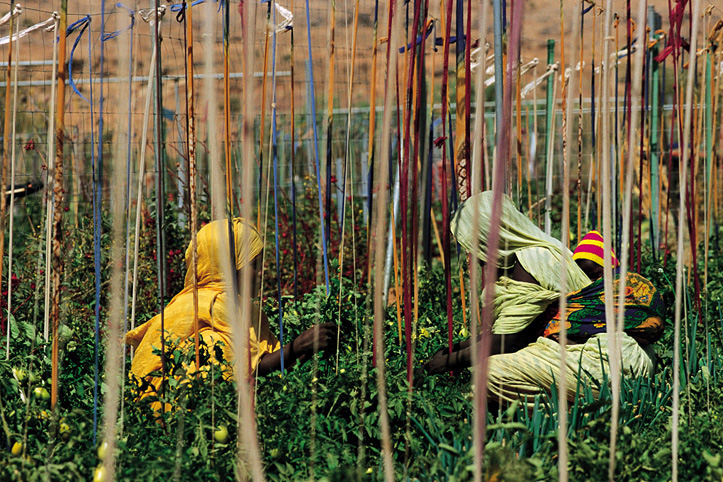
[
  {"left": 492, "top": 0, "right": 503, "bottom": 177},
  {"left": 50, "top": 0, "right": 67, "bottom": 411},
  {"left": 556, "top": 0, "right": 582, "bottom": 476},
  {"left": 100, "top": 2, "right": 133, "bottom": 478},
  {"left": 270, "top": 0, "right": 287, "bottom": 374},
  {"left": 130, "top": 16, "right": 161, "bottom": 359},
  {"left": 467, "top": 0, "right": 487, "bottom": 474},
  {"left": 649, "top": 22, "right": 660, "bottom": 257},
  {"left": 257, "top": 0, "right": 271, "bottom": 230},
  {"left": 365, "top": 0, "right": 380, "bottom": 269},
  {"left": 117, "top": 3, "right": 136, "bottom": 438},
  {"left": 182, "top": 0, "right": 201, "bottom": 376},
  {"left": 236, "top": 0, "right": 266, "bottom": 477},
  {"left": 611, "top": 1, "right": 648, "bottom": 480},
  {"left": 595, "top": 0, "right": 619, "bottom": 480},
  {"left": 454, "top": 0, "right": 470, "bottom": 201},
  {"left": 289, "top": 0, "right": 299, "bottom": 300},
  {"left": 672, "top": 1, "right": 702, "bottom": 479},
  {"left": 4, "top": 7, "right": 18, "bottom": 360},
  {"left": 325, "top": 0, "right": 336, "bottom": 248},
  {"left": 544, "top": 40, "right": 556, "bottom": 236},
  {"left": 399, "top": 0, "right": 424, "bottom": 384},
  {"left": 439, "top": 0, "right": 455, "bottom": 361},
  {"left": 224, "top": 0, "right": 232, "bottom": 217},
  {"left": 305, "top": 0, "right": 331, "bottom": 295},
  {"left": 0, "top": 5, "right": 14, "bottom": 356},
  {"left": 42, "top": 13, "right": 59, "bottom": 343},
  {"left": 88, "top": 5, "right": 103, "bottom": 448},
  {"left": 371, "top": 1, "right": 402, "bottom": 478}
]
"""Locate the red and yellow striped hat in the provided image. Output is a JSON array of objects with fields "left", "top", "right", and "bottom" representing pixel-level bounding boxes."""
[{"left": 572, "top": 230, "right": 619, "bottom": 268}]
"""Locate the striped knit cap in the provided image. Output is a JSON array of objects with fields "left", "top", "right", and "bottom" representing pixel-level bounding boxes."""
[{"left": 572, "top": 230, "right": 619, "bottom": 268}]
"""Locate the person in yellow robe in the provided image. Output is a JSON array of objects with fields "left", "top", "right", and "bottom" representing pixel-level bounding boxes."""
[{"left": 125, "top": 218, "right": 336, "bottom": 395}]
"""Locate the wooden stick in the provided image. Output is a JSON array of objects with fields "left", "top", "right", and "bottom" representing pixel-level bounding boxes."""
[
  {"left": 50, "top": 0, "right": 67, "bottom": 412},
  {"left": 4, "top": 5, "right": 18, "bottom": 360},
  {"left": 0, "top": 5, "right": 14, "bottom": 359}
]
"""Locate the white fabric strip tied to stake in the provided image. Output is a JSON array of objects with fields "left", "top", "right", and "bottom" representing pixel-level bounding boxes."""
[
  {"left": 0, "top": 13, "right": 57, "bottom": 47},
  {"left": 268, "top": 3, "right": 293, "bottom": 36},
  {"left": 521, "top": 62, "right": 558, "bottom": 98},
  {"left": 0, "top": 3, "right": 22, "bottom": 28}
]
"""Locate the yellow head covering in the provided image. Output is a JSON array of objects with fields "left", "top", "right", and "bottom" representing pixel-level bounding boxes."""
[
  {"left": 125, "top": 218, "right": 277, "bottom": 387},
  {"left": 182, "top": 218, "right": 264, "bottom": 290}
]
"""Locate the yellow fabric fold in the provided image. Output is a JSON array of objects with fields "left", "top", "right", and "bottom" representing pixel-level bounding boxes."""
[{"left": 125, "top": 218, "right": 279, "bottom": 391}]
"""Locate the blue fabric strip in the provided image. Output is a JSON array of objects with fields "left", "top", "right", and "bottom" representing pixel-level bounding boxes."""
[{"left": 66, "top": 16, "right": 92, "bottom": 102}]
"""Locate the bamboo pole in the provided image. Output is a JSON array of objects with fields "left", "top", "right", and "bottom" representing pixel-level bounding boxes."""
[
  {"left": 372, "top": 1, "right": 402, "bottom": 478},
  {"left": 469, "top": 1, "right": 489, "bottom": 479},
  {"left": 557, "top": 0, "right": 582, "bottom": 479},
  {"left": 100, "top": 1, "right": 132, "bottom": 479},
  {"left": 610, "top": 1, "right": 648, "bottom": 480},
  {"left": 673, "top": 1, "right": 702, "bottom": 480},
  {"left": 237, "top": 0, "right": 267, "bottom": 477}
]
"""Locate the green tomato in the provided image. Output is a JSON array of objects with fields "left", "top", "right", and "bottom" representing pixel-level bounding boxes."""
[
  {"left": 11, "top": 441, "right": 23, "bottom": 456},
  {"left": 214, "top": 425, "right": 229, "bottom": 444},
  {"left": 40, "top": 388, "right": 50, "bottom": 401},
  {"left": 12, "top": 368, "right": 27, "bottom": 383},
  {"left": 97, "top": 441, "right": 109, "bottom": 460},
  {"left": 59, "top": 422, "right": 71, "bottom": 439},
  {"left": 270, "top": 448, "right": 281, "bottom": 459},
  {"left": 94, "top": 464, "right": 107, "bottom": 482}
]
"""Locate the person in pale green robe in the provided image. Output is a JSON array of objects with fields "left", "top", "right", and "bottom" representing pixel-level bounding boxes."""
[{"left": 422, "top": 192, "right": 656, "bottom": 406}]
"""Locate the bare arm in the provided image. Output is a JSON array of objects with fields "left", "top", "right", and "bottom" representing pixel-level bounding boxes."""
[
  {"left": 255, "top": 322, "right": 338, "bottom": 376},
  {"left": 422, "top": 305, "right": 552, "bottom": 374}
]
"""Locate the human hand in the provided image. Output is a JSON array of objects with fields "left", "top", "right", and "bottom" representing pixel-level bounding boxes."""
[
  {"left": 423, "top": 347, "right": 451, "bottom": 375},
  {"left": 291, "top": 323, "right": 338, "bottom": 358}
]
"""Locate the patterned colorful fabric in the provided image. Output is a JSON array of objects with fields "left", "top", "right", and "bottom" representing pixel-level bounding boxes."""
[
  {"left": 543, "top": 272, "right": 666, "bottom": 345},
  {"left": 572, "top": 230, "right": 619, "bottom": 267}
]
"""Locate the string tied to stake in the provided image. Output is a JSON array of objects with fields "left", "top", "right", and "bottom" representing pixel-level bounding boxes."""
[
  {"left": 139, "top": 4, "right": 167, "bottom": 26},
  {"left": 0, "top": 3, "right": 22, "bottom": 28},
  {"left": 0, "top": 13, "right": 57, "bottom": 47},
  {"left": 102, "top": 3, "right": 135, "bottom": 41},
  {"left": 169, "top": 0, "right": 224, "bottom": 14}
]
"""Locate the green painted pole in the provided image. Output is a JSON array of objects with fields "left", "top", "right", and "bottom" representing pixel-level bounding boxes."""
[{"left": 543, "top": 39, "right": 555, "bottom": 235}]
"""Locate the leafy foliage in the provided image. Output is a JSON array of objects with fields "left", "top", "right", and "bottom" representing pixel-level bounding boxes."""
[{"left": 0, "top": 195, "right": 722, "bottom": 481}]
